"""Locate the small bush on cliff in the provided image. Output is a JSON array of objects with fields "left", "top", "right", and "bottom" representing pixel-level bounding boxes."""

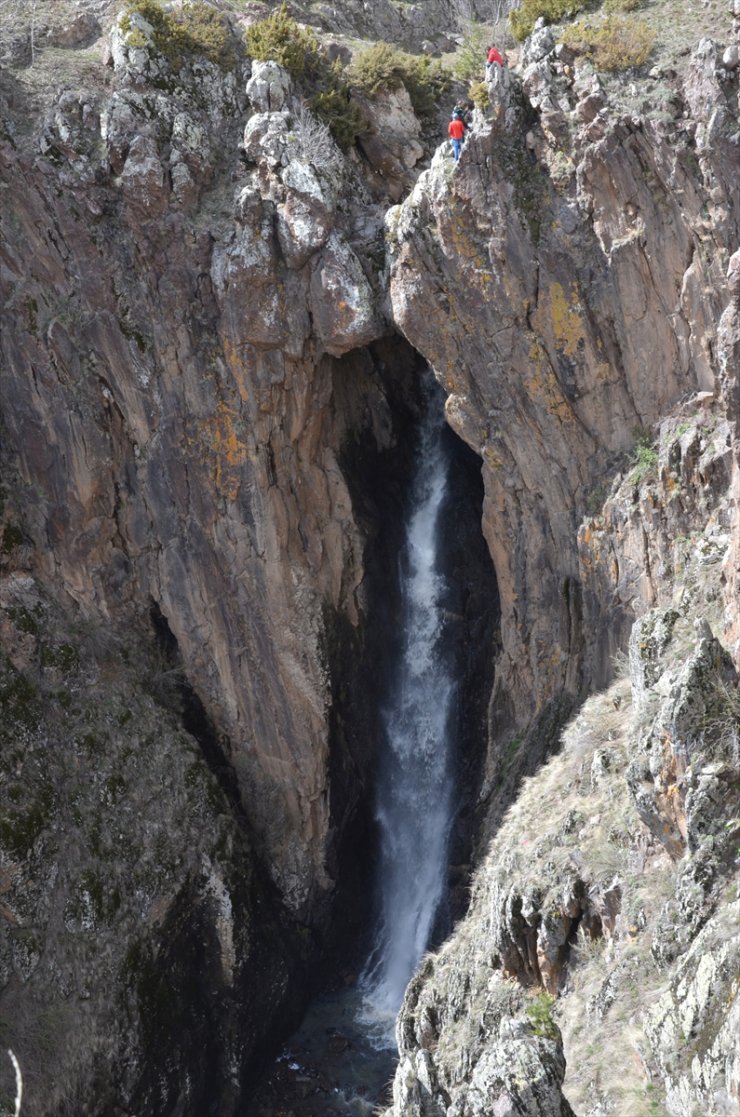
[
  {"left": 121, "top": 0, "right": 236, "bottom": 70},
  {"left": 469, "top": 81, "right": 489, "bottom": 110},
  {"left": 311, "top": 86, "right": 365, "bottom": 151},
  {"left": 630, "top": 442, "right": 659, "bottom": 483},
  {"left": 245, "top": 5, "right": 364, "bottom": 150},
  {"left": 245, "top": 2, "right": 320, "bottom": 80},
  {"left": 290, "top": 102, "right": 343, "bottom": 174},
  {"left": 526, "top": 991, "right": 558, "bottom": 1039},
  {"left": 560, "top": 14, "right": 655, "bottom": 70},
  {"left": 510, "top": 0, "right": 589, "bottom": 43},
  {"left": 348, "top": 42, "right": 449, "bottom": 119},
  {"left": 604, "top": 0, "right": 643, "bottom": 12}
]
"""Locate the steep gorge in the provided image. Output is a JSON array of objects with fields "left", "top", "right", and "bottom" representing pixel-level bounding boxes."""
[{"left": 0, "top": 2, "right": 738, "bottom": 1115}]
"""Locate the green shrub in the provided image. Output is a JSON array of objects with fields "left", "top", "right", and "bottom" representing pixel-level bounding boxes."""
[
  {"left": 560, "top": 14, "right": 655, "bottom": 70},
  {"left": 121, "top": 0, "right": 236, "bottom": 70},
  {"left": 246, "top": 6, "right": 364, "bottom": 150},
  {"left": 526, "top": 991, "right": 558, "bottom": 1039},
  {"left": 604, "top": 0, "right": 642, "bottom": 12},
  {"left": 510, "top": 0, "right": 589, "bottom": 43},
  {"left": 311, "top": 88, "right": 365, "bottom": 151},
  {"left": 453, "top": 21, "right": 491, "bottom": 83},
  {"left": 245, "top": 2, "right": 321, "bottom": 80},
  {"left": 348, "top": 41, "right": 449, "bottom": 119},
  {"left": 469, "top": 80, "right": 489, "bottom": 110},
  {"left": 630, "top": 442, "right": 659, "bottom": 483}
]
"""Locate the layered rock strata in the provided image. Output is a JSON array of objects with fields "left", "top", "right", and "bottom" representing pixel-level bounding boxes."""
[
  {"left": 382, "top": 30, "right": 739, "bottom": 1117},
  {"left": 384, "top": 408, "right": 739, "bottom": 1115},
  {"left": 386, "top": 38, "right": 739, "bottom": 743}
]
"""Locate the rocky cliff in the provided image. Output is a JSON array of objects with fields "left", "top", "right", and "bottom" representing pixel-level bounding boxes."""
[
  {"left": 381, "top": 16, "right": 740, "bottom": 1117},
  {"left": 0, "top": 1, "right": 738, "bottom": 1115}
]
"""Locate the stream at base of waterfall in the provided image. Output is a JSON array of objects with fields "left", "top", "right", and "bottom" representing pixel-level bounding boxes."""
[{"left": 248, "top": 380, "right": 456, "bottom": 1116}]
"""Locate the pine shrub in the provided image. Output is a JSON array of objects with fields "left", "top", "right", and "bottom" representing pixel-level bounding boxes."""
[
  {"left": 510, "top": 0, "right": 589, "bottom": 43},
  {"left": 121, "top": 0, "right": 236, "bottom": 70},
  {"left": 560, "top": 14, "right": 655, "bottom": 71},
  {"left": 454, "top": 22, "right": 493, "bottom": 83},
  {"left": 311, "top": 88, "right": 365, "bottom": 151},
  {"left": 469, "top": 81, "right": 489, "bottom": 110},
  {"left": 348, "top": 42, "right": 449, "bottom": 119},
  {"left": 245, "top": 2, "right": 321, "bottom": 80},
  {"left": 526, "top": 992, "right": 559, "bottom": 1039}
]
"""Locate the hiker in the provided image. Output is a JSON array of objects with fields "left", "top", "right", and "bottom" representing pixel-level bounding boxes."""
[
  {"left": 448, "top": 111, "right": 465, "bottom": 162},
  {"left": 454, "top": 98, "right": 474, "bottom": 126},
  {"left": 485, "top": 44, "right": 505, "bottom": 78}
]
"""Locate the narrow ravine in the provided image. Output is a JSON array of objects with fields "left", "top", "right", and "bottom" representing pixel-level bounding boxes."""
[
  {"left": 359, "top": 379, "right": 456, "bottom": 1041},
  {"left": 247, "top": 372, "right": 482, "bottom": 1116}
]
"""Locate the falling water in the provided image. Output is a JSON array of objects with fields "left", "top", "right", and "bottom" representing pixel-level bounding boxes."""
[{"left": 360, "top": 384, "right": 455, "bottom": 1043}]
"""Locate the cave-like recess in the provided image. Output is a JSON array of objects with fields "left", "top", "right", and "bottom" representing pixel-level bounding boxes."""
[{"left": 245, "top": 339, "right": 500, "bottom": 1112}]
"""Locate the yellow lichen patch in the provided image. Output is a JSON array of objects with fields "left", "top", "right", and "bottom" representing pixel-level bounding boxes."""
[
  {"left": 549, "top": 281, "right": 584, "bottom": 359},
  {"left": 484, "top": 446, "right": 504, "bottom": 469},
  {"left": 532, "top": 281, "right": 585, "bottom": 363},
  {"left": 222, "top": 338, "right": 250, "bottom": 403},
  {"left": 524, "top": 338, "right": 576, "bottom": 423},
  {"left": 200, "top": 401, "right": 251, "bottom": 501}
]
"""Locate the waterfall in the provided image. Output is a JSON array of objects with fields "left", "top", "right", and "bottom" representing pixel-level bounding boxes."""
[{"left": 360, "top": 384, "right": 455, "bottom": 1043}]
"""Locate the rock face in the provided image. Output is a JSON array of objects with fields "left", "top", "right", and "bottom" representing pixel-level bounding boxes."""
[
  {"left": 1, "top": 27, "right": 389, "bottom": 924},
  {"left": 386, "top": 40, "right": 738, "bottom": 739},
  {"left": 1, "top": 3, "right": 739, "bottom": 1116},
  {"left": 384, "top": 498, "right": 739, "bottom": 1115},
  {"left": 0, "top": 573, "right": 297, "bottom": 1116},
  {"left": 380, "top": 24, "right": 739, "bottom": 1117},
  {"left": 0, "top": 15, "right": 402, "bottom": 1115}
]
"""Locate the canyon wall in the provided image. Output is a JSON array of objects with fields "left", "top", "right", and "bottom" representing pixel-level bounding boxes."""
[
  {"left": 1, "top": 2, "right": 738, "bottom": 1115},
  {"left": 381, "top": 28, "right": 740, "bottom": 1117},
  {"left": 387, "top": 39, "right": 738, "bottom": 738},
  {"left": 0, "top": 16, "right": 403, "bottom": 1112}
]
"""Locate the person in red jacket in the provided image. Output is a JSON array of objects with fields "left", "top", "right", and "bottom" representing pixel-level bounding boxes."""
[
  {"left": 486, "top": 44, "right": 505, "bottom": 78},
  {"left": 448, "top": 113, "right": 465, "bottom": 161}
]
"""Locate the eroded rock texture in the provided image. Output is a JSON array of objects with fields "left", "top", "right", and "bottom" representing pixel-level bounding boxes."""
[
  {"left": 0, "top": 18, "right": 403, "bottom": 1116},
  {"left": 381, "top": 28, "right": 739, "bottom": 1117},
  {"left": 387, "top": 40, "right": 738, "bottom": 738},
  {"left": 1, "top": 3, "right": 739, "bottom": 1116},
  {"left": 2, "top": 36, "right": 391, "bottom": 924}
]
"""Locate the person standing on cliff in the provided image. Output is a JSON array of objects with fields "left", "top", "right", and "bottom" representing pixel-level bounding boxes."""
[
  {"left": 448, "top": 113, "right": 465, "bottom": 162},
  {"left": 486, "top": 44, "right": 505, "bottom": 78}
]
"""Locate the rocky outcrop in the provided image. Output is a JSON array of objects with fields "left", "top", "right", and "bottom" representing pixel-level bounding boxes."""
[
  {"left": 381, "top": 27, "right": 739, "bottom": 1117},
  {"left": 384, "top": 562, "right": 739, "bottom": 1117},
  {"left": 386, "top": 38, "right": 738, "bottom": 741},
  {"left": 0, "top": 573, "right": 298, "bottom": 1115},
  {"left": 1, "top": 26, "right": 392, "bottom": 924}
]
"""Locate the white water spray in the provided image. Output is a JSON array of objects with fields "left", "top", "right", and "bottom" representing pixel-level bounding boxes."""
[{"left": 360, "top": 389, "right": 455, "bottom": 1043}]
